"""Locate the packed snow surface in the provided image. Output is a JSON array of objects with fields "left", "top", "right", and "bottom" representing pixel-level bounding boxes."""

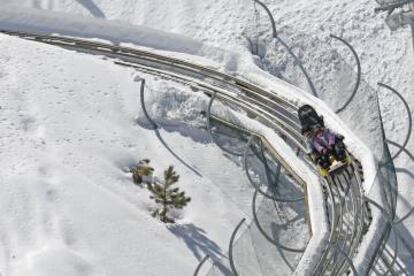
[
  {"left": 0, "top": 0, "right": 413, "bottom": 275},
  {"left": 0, "top": 34, "right": 262, "bottom": 276}
]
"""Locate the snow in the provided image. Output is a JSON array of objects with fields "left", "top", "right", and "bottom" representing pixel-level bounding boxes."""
[
  {"left": 0, "top": 34, "right": 258, "bottom": 275},
  {"left": 227, "top": 111, "right": 330, "bottom": 276},
  {"left": 0, "top": 0, "right": 412, "bottom": 275},
  {"left": 0, "top": 0, "right": 253, "bottom": 50}
]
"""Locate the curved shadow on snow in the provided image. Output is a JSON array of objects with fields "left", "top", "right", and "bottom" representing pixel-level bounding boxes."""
[
  {"left": 193, "top": 255, "right": 210, "bottom": 276},
  {"left": 168, "top": 223, "right": 232, "bottom": 275},
  {"left": 253, "top": 0, "right": 318, "bottom": 97},
  {"left": 252, "top": 191, "right": 307, "bottom": 253},
  {"left": 244, "top": 137, "right": 304, "bottom": 202},
  {"left": 269, "top": 222, "right": 295, "bottom": 272},
  {"left": 395, "top": 167, "right": 414, "bottom": 183},
  {"left": 76, "top": 0, "right": 106, "bottom": 18},
  {"left": 387, "top": 140, "right": 414, "bottom": 225},
  {"left": 378, "top": 83, "right": 413, "bottom": 162},
  {"left": 138, "top": 79, "right": 202, "bottom": 177},
  {"left": 329, "top": 34, "right": 361, "bottom": 114},
  {"left": 206, "top": 93, "right": 250, "bottom": 156},
  {"left": 274, "top": 37, "right": 318, "bottom": 97},
  {"left": 162, "top": 123, "right": 210, "bottom": 144},
  {"left": 153, "top": 129, "right": 202, "bottom": 177}
]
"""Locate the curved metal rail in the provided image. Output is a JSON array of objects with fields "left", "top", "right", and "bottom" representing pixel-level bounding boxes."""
[
  {"left": 206, "top": 114, "right": 310, "bottom": 274},
  {"left": 246, "top": 2, "right": 406, "bottom": 273},
  {"left": 1, "top": 30, "right": 372, "bottom": 275},
  {"left": 362, "top": 83, "right": 414, "bottom": 275}
]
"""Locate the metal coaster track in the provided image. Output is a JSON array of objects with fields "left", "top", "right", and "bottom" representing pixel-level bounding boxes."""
[{"left": 1, "top": 30, "right": 370, "bottom": 275}]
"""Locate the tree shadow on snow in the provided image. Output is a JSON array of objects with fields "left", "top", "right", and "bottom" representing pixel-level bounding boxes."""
[
  {"left": 76, "top": 0, "right": 106, "bottom": 18},
  {"left": 168, "top": 223, "right": 222, "bottom": 260},
  {"left": 168, "top": 223, "right": 232, "bottom": 274}
]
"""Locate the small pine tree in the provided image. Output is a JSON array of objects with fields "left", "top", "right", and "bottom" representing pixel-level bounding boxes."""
[
  {"left": 148, "top": 166, "right": 191, "bottom": 223},
  {"left": 130, "top": 159, "right": 154, "bottom": 185}
]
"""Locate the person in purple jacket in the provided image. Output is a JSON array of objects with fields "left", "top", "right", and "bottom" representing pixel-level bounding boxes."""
[{"left": 305, "top": 126, "right": 346, "bottom": 169}]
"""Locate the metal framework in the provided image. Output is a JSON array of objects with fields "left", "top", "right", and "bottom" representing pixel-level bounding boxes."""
[
  {"left": 244, "top": 0, "right": 413, "bottom": 274},
  {"left": 2, "top": 28, "right": 412, "bottom": 275}
]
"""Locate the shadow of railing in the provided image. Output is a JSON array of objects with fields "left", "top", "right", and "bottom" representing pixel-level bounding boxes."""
[
  {"left": 76, "top": 0, "right": 106, "bottom": 18},
  {"left": 247, "top": 1, "right": 414, "bottom": 274},
  {"left": 196, "top": 104, "right": 310, "bottom": 275},
  {"left": 137, "top": 78, "right": 202, "bottom": 177}
]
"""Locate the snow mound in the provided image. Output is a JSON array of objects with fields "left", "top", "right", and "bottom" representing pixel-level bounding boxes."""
[{"left": 13, "top": 246, "right": 101, "bottom": 276}]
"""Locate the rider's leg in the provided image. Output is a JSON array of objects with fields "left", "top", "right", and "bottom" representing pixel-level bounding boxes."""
[
  {"left": 317, "top": 154, "right": 331, "bottom": 169},
  {"left": 333, "top": 139, "right": 346, "bottom": 160}
]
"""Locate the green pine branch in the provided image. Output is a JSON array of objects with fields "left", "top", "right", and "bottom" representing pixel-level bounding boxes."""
[{"left": 147, "top": 166, "right": 191, "bottom": 223}]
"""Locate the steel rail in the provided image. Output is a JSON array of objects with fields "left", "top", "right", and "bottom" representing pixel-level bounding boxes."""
[
  {"left": 338, "top": 160, "right": 368, "bottom": 275},
  {"left": 352, "top": 159, "right": 369, "bottom": 261},
  {"left": 207, "top": 112, "right": 312, "bottom": 271},
  {"left": 312, "top": 180, "right": 338, "bottom": 275},
  {"left": 207, "top": 92, "right": 363, "bottom": 274},
  {"left": 314, "top": 161, "right": 366, "bottom": 275},
  {"left": 334, "top": 167, "right": 365, "bottom": 275},
  {"left": 330, "top": 176, "right": 354, "bottom": 275},
  {"left": 246, "top": 11, "right": 370, "bottom": 269},
  {"left": 327, "top": 179, "right": 346, "bottom": 273},
  {"left": 0, "top": 30, "right": 299, "bottom": 113},
  {"left": 112, "top": 59, "right": 307, "bottom": 151},
  {"left": 8, "top": 30, "right": 301, "bottom": 135},
  {"left": 320, "top": 177, "right": 351, "bottom": 275},
  {"left": 206, "top": 113, "right": 308, "bottom": 191},
  {"left": 347, "top": 169, "right": 367, "bottom": 275},
  {"left": 335, "top": 245, "right": 359, "bottom": 276},
  {"left": 1, "top": 30, "right": 371, "bottom": 276},
  {"left": 122, "top": 57, "right": 303, "bottom": 135},
  {"left": 138, "top": 78, "right": 158, "bottom": 129}
]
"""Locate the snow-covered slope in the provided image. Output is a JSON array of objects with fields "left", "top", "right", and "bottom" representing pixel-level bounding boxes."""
[
  {"left": 0, "top": 0, "right": 412, "bottom": 274},
  {"left": 0, "top": 34, "right": 259, "bottom": 276},
  {"left": 0, "top": 0, "right": 253, "bottom": 50},
  {"left": 3, "top": 0, "right": 410, "bottom": 190}
]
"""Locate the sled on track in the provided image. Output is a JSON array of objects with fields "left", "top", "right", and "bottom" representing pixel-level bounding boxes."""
[
  {"left": 315, "top": 154, "right": 352, "bottom": 178},
  {"left": 298, "top": 104, "right": 351, "bottom": 177}
]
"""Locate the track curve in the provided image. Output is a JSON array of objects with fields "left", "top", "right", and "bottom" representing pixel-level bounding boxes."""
[{"left": 1, "top": 30, "right": 373, "bottom": 275}]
